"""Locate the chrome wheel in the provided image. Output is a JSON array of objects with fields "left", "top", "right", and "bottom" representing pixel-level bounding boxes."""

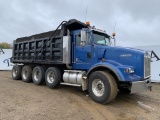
[
  {"left": 89, "top": 71, "right": 118, "bottom": 104},
  {"left": 12, "top": 65, "right": 22, "bottom": 80},
  {"left": 47, "top": 71, "right": 55, "bottom": 84},
  {"left": 32, "top": 66, "right": 45, "bottom": 85},
  {"left": 45, "top": 67, "right": 61, "bottom": 88},
  {"left": 13, "top": 68, "right": 17, "bottom": 78},
  {"left": 92, "top": 79, "right": 105, "bottom": 97},
  {"left": 21, "top": 66, "right": 32, "bottom": 82},
  {"left": 33, "top": 70, "right": 40, "bottom": 82},
  {"left": 22, "top": 69, "right": 27, "bottom": 80}
]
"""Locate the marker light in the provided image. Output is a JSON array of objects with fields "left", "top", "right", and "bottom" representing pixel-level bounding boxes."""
[
  {"left": 112, "top": 33, "right": 116, "bottom": 37},
  {"left": 86, "top": 21, "right": 90, "bottom": 26},
  {"left": 102, "top": 58, "right": 105, "bottom": 62},
  {"left": 126, "top": 68, "right": 134, "bottom": 74}
]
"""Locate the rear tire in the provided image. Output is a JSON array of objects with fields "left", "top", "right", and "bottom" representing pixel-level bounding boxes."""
[
  {"left": 45, "top": 67, "right": 61, "bottom": 88},
  {"left": 88, "top": 71, "right": 118, "bottom": 104},
  {"left": 22, "top": 66, "right": 32, "bottom": 82},
  {"left": 12, "top": 65, "right": 22, "bottom": 80},
  {"left": 32, "top": 66, "right": 45, "bottom": 85}
]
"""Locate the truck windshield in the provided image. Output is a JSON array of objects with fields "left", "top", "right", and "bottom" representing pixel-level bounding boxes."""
[{"left": 93, "top": 31, "right": 110, "bottom": 46}]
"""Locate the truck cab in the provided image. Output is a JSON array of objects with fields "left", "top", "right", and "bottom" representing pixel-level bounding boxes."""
[{"left": 72, "top": 29, "right": 111, "bottom": 69}]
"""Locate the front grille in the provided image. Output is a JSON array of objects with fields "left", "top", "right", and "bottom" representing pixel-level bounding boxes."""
[{"left": 144, "top": 56, "right": 151, "bottom": 78}]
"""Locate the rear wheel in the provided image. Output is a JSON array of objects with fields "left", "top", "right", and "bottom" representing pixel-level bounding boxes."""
[
  {"left": 22, "top": 66, "right": 32, "bottom": 82},
  {"left": 45, "top": 67, "right": 61, "bottom": 88},
  {"left": 88, "top": 71, "right": 118, "bottom": 104},
  {"left": 32, "top": 66, "right": 45, "bottom": 85},
  {"left": 12, "top": 65, "right": 22, "bottom": 80}
]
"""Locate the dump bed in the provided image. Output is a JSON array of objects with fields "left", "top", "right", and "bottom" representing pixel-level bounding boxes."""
[
  {"left": 11, "top": 19, "right": 87, "bottom": 65},
  {"left": 12, "top": 33, "right": 63, "bottom": 64}
]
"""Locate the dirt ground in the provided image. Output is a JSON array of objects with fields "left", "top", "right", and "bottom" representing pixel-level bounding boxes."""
[{"left": 0, "top": 71, "right": 160, "bottom": 120}]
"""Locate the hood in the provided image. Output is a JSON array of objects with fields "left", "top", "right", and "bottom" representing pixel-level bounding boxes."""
[
  {"left": 105, "top": 46, "right": 145, "bottom": 61},
  {"left": 97, "top": 46, "right": 146, "bottom": 78}
]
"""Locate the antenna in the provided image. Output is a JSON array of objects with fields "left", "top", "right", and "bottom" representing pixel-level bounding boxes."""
[
  {"left": 112, "top": 22, "right": 116, "bottom": 46},
  {"left": 114, "top": 22, "right": 116, "bottom": 33},
  {"left": 85, "top": 5, "right": 88, "bottom": 22}
]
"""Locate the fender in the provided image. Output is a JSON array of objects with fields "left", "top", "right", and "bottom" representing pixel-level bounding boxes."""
[{"left": 87, "top": 62, "right": 125, "bottom": 81}]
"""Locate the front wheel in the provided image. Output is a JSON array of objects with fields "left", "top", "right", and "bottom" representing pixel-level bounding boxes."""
[{"left": 88, "top": 71, "right": 118, "bottom": 104}]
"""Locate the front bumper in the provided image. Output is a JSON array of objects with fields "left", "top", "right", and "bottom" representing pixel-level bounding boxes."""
[{"left": 131, "top": 79, "right": 151, "bottom": 93}]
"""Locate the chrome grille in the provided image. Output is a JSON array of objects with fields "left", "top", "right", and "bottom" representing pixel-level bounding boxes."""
[{"left": 144, "top": 56, "right": 151, "bottom": 78}]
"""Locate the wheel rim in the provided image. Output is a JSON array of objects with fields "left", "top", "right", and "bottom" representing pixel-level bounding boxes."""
[
  {"left": 34, "top": 69, "right": 40, "bottom": 81},
  {"left": 47, "top": 71, "right": 55, "bottom": 84},
  {"left": 92, "top": 79, "right": 105, "bottom": 97},
  {"left": 13, "top": 68, "right": 17, "bottom": 77},
  {"left": 22, "top": 69, "right": 27, "bottom": 80}
]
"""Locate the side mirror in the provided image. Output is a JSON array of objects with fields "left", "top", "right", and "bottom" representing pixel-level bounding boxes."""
[{"left": 80, "top": 30, "right": 87, "bottom": 47}]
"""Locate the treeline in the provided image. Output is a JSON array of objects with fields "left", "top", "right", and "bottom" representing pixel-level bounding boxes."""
[{"left": 0, "top": 42, "right": 12, "bottom": 49}]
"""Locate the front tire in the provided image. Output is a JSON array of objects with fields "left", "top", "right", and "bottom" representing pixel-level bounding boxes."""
[
  {"left": 22, "top": 66, "right": 32, "bottom": 82},
  {"left": 32, "top": 66, "right": 45, "bottom": 85},
  {"left": 45, "top": 67, "right": 61, "bottom": 88},
  {"left": 88, "top": 71, "right": 118, "bottom": 104}
]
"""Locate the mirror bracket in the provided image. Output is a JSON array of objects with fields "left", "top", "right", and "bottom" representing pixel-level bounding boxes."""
[{"left": 81, "top": 30, "right": 87, "bottom": 47}]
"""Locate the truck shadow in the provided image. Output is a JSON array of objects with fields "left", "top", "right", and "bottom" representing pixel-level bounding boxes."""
[
  {"left": 50, "top": 84, "right": 149, "bottom": 105},
  {"left": 21, "top": 81, "right": 157, "bottom": 106}
]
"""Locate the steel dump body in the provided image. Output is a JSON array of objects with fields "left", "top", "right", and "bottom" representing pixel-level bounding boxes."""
[
  {"left": 12, "top": 31, "right": 63, "bottom": 64},
  {"left": 11, "top": 19, "right": 87, "bottom": 65}
]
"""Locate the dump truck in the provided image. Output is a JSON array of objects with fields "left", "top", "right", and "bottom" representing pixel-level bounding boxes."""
[{"left": 11, "top": 19, "right": 151, "bottom": 104}]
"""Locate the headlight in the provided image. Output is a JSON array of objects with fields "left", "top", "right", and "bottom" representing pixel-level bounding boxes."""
[{"left": 126, "top": 68, "right": 134, "bottom": 74}]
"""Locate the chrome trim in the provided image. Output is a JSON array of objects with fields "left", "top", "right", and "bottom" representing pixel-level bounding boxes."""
[
  {"left": 131, "top": 79, "right": 151, "bottom": 93},
  {"left": 92, "top": 79, "right": 105, "bottom": 97},
  {"left": 62, "top": 36, "right": 71, "bottom": 64},
  {"left": 63, "top": 70, "right": 86, "bottom": 85},
  {"left": 144, "top": 55, "right": 151, "bottom": 79},
  {"left": 63, "top": 70, "right": 87, "bottom": 91}
]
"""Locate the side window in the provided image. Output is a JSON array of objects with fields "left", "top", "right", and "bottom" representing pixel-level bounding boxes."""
[
  {"left": 76, "top": 32, "right": 91, "bottom": 46},
  {"left": 76, "top": 34, "right": 81, "bottom": 46},
  {"left": 86, "top": 33, "right": 91, "bottom": 44},
  {"left": 93, "top": 33, "right": 110, "bottom": 46}
]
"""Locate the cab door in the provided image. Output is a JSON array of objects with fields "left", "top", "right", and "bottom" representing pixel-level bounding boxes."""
[{"left": 72, "top": 30, "right": 92, "bottom": 69}]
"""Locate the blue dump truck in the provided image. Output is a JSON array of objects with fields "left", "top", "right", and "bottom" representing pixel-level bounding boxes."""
[{"left": 11, "top": 19, "right": 151, "bottom": 104}]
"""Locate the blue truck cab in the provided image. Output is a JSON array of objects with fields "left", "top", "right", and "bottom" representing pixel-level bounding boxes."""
[{"left": 11, "top": 19, "right": 151, "bottom": 104}]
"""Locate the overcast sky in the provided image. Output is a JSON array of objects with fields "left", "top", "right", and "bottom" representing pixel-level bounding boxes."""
[{"left": 0, "top": 0, "right": 159, "bottom": 47}]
